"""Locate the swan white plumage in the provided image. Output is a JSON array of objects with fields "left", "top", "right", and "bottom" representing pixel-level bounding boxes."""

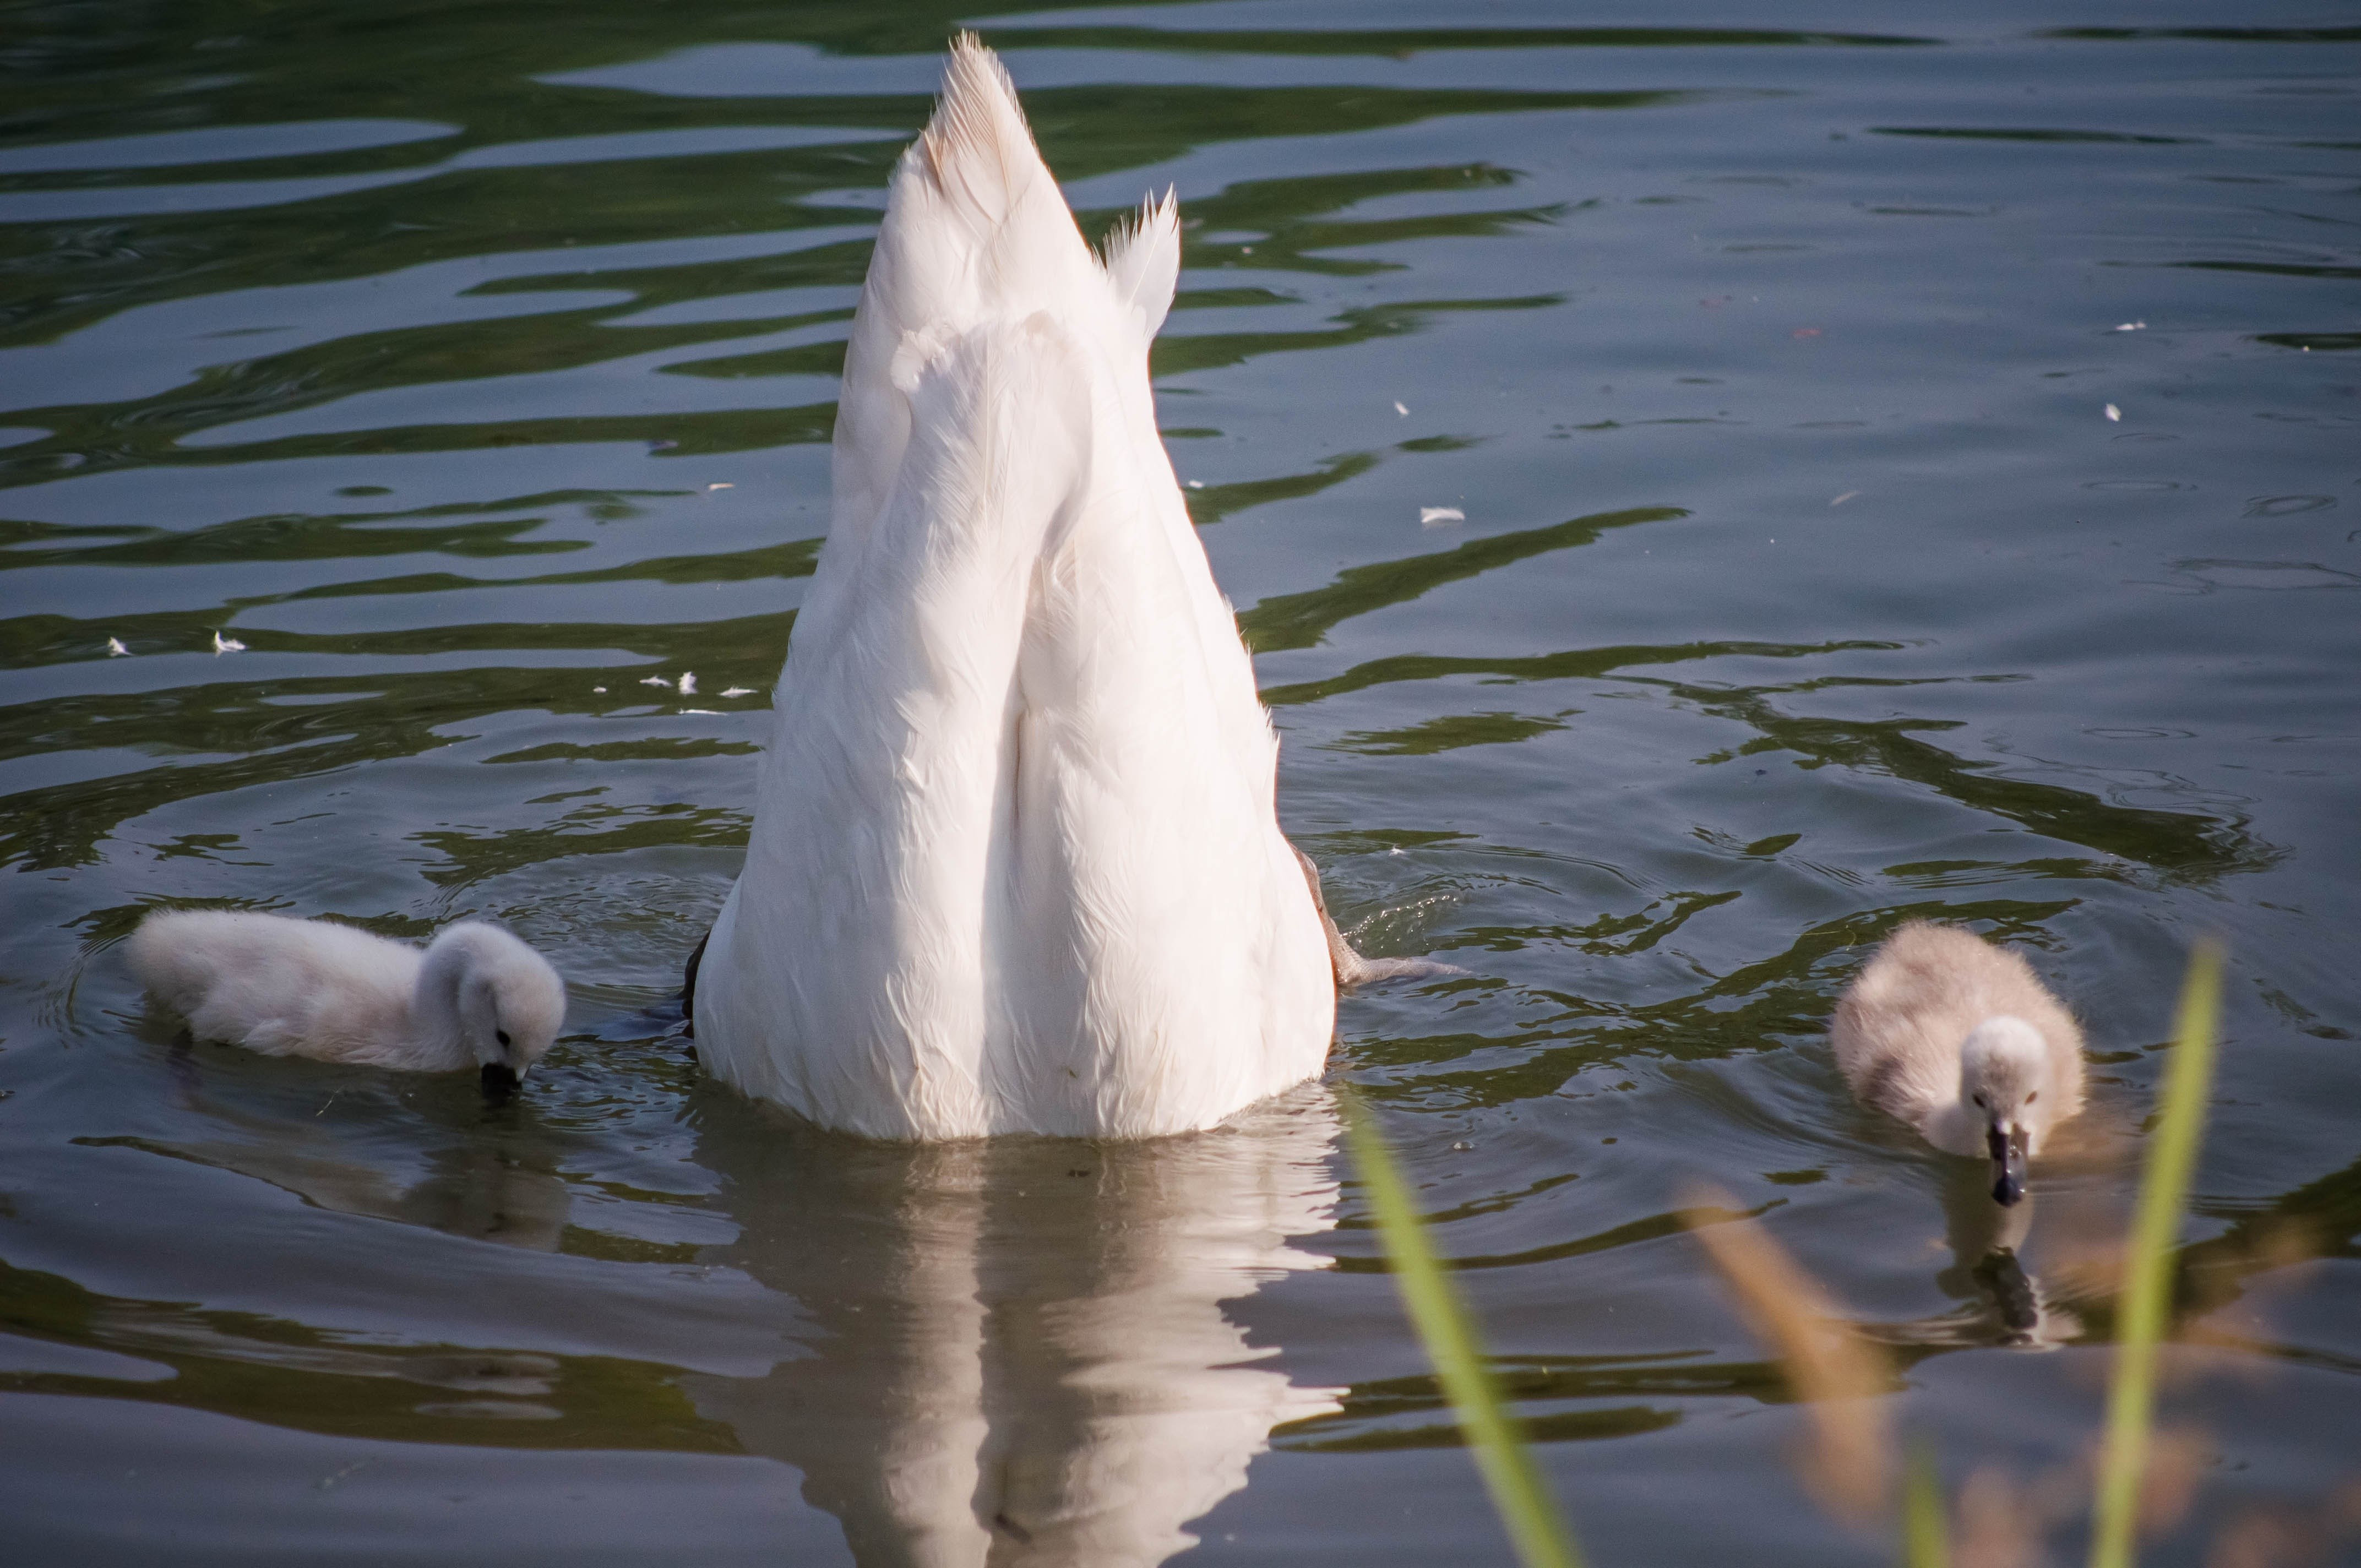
[
  {"left": 127, "top": 910, "right": 566, "bottom": 1087},
  {"left": 691, "top": 36, "right": 1336, "bottom": 1140},
  {"left": 1831, "top": 921, "right": 2086, "bottom": 1205}
]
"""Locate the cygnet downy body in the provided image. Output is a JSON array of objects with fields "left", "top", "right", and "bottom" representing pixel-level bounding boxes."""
[
  {"left": 1831, "top": 921, "right": 2085, "bottom": 1205},
  {"left": 128, "top": 911, "right": 565, "bottom": 1090}
]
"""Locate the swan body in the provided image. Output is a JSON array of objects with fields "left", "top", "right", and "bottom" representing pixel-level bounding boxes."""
[
  {"left": 692, "top": 37, "right": 1334, "bottom": 1140},
  {"left": 1831, "top": 921, "right": 2085, "bottom": 1205},
  {"left": 128, "top": 910, "right": 565, "bottom": 1086}
]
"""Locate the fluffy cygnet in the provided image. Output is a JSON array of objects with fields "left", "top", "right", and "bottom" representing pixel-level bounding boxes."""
[
  {"left": 128, "top": 910, "right": 565, "bottom": 1089},
  {"left": 1831, "top": 921, "right": 2085, "bottom": 1206}
]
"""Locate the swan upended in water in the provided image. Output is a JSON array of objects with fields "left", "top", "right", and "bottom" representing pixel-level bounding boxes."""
[
  {"left": 1831, "top": 921, "right": 2086, "bottom": 1205},
  {"left": 128, "top": 910, "right": 566, "bottom": 1088},
  {"left": 691, "top": 37, "right": 1342, "bottom": 1140}
]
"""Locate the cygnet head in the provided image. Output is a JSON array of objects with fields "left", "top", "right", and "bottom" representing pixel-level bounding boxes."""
[
  {"left": 426, "top": 923, "right": 567, "bottom": 1092},
  {"left": 1959, "top": 1015, "right": 2054, "bottom": 1207}
]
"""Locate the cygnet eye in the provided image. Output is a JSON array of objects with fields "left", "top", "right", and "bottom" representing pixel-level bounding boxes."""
[
  {"left": 496, "top": 1029, "right": 512, "bottom": 1047},
  {"left": 1972, "top": 1093, "right": 1987, "bottom": 1108}
]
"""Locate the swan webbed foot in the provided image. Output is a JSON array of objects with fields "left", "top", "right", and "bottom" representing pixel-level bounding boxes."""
[
  {"left": 1340, "top": 954, "right": 1466, "bottom": 988},
  {"left": 1289, "top": 842, "right": 1462, "bottom": 990}
]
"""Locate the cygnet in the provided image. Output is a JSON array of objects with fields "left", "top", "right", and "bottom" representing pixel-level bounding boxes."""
[
  {"left": 1831, "top": 921, "right": 2085, "bottom": 1205},
  {"left": 128, "top": 910, "right": 565, "bottom": 1090}
]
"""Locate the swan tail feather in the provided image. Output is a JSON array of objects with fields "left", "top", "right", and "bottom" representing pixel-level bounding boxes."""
[
  {"left": 1100, "top": 188, "right": 1180, "bottom": 343},
  {"left": 834, "top": 34, "right": 1099, "bottom": 551},
  {"left": 913, "top": 34, "right": 1040, "bottom": 246}
]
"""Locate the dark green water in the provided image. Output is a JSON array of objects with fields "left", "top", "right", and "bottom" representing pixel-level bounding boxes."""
[{"left": 3, "top": 2, "right": 2357, "bottom": 1562}]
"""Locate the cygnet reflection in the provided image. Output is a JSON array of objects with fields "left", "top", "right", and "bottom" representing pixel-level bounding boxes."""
[
  {"left": 1931, "top": 1162, "right": 2080, "bottom": 1348},
  {"left": 680, "top": 1085, "right": 1346, "bottom": 1567},
  {"left": 126, "top": 1043, "right": 575, "bottom": 1252}
]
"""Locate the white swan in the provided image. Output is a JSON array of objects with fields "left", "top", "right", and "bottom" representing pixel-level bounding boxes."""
[
  {"left": 691, "top": 37, "right": 1336, "bottom": 1140},
  {"left": 127, "top": 910, "right": 566, "bottom": 1088},
  {"left": 1831, "top": 921, "right": 2086, "bottom": 1205}
]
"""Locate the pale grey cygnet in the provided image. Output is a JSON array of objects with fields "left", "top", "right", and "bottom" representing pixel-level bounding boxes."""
[
  {"left": 128, "top": 910, "right": 565, "bottom": 1090},
  {"left": 1832, "top": 922, "right": 2085, "bottom": 1206}
]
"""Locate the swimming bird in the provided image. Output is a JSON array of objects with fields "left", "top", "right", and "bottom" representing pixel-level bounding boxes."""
[
  {"left": 690, "top": 37, "right": 1345, "bottom": 1140},
  {"left": 1831, "top": 921, "right": 2086, "bottom": 1205},
  {"left": 127, "top": 910, "right": 565, "bottom": 1090}
]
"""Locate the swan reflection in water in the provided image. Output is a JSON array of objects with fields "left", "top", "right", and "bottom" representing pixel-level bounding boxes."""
[{"left": 682, "top": 1084, "right": 1346, "bottom": 1566}]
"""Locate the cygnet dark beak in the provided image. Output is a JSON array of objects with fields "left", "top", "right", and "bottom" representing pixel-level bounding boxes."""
[
  {"left": 480, "top": 1061, "right": 521, "bottom": 1096},
  {"left": 1987, "top": 1124, "right": 2028, "bottom": 1206}
]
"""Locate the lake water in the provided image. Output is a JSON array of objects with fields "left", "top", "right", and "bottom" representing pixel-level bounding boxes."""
[{"left": 3, "top": 2, "right": 2357, "bottom": 1562}]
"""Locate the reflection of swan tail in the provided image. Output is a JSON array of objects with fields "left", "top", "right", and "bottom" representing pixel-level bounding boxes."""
[{"left": 686, "top": 1089, "right": 1345, "bottom": 1565}]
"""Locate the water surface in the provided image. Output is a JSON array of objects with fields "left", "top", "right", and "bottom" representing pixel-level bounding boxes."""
[{"left": 3, "top": 1, "right": 2358, "bottom": 1562}]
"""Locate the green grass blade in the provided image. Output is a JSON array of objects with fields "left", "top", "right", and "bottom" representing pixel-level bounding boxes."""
[
  {"left": 2088, "top": 941, "right": 2224, "bottom": 1568},
  {"left": 1902, "top": 1442, "right": 1950, "bottom": 1568},
  {"left": 1342, "top": 1090, "right": 1584, "bottom": 1568}
]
